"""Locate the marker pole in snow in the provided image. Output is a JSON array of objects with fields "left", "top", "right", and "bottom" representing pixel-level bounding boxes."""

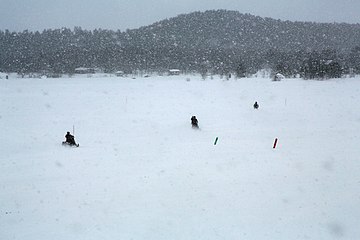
[
  {"left": 273, "top": 138, "right": 278, "bottom": 149},
  {"left": 214, "top": 137, "right": 219, "bottom": 145}
]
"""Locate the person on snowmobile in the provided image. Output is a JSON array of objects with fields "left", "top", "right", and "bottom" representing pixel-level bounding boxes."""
[
  {"left": 191, "top": 116, "right": 199, "bottom": 128},
  {"left": 64, "top": 131, "right": 77, "bottom": 145},
  {"left": 253, "top": 101, "right": 259, "bottom": 109}
]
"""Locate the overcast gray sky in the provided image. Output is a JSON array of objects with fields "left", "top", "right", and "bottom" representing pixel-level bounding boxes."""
[{"left": 1, "top": 0, "right": 360, "bottom": 31}]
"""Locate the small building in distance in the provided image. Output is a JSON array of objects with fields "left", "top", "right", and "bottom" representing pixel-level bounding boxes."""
[
  {"left": 168, "top": 69, "right": 181, "bottom": 75},
  {"left": 74, "top": 67, "right": 95, "bottom": 74},
  {"left": 273, "top": 73, "right": 285, "bottom": 81},
  {"left": 115, "top": 71, "right": 124, "bottom": 77}
]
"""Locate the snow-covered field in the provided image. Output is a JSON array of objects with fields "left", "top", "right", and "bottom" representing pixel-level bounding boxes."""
[{"left": 1, "top": 74, "right": 360, "bottom": 240}]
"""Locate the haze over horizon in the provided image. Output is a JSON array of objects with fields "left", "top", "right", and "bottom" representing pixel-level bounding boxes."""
[{"left": 1, "top": 0, "right": 360, "bottom": 32}]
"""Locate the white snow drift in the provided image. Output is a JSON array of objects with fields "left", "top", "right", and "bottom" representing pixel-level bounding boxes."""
[{"left": 1, "top": 74, "right": 360, "bottom": 240}]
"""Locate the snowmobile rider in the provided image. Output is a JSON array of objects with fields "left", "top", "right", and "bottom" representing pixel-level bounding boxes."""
[
  {"left": 65, "top": 131, "right": 77, "bottom": 145},
  {"left": 191, "top": 116, "right": 199, "bottom": 128},
  {"left": 253, "top": 101, "right": 259, "bottom": 109}
]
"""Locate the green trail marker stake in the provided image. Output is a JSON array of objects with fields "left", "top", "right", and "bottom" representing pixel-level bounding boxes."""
[{"left": 214, "top": 137, "right": 219, "bottom": 145}]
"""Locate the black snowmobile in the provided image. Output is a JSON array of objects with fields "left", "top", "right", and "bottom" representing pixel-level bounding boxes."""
[{"left": 62, "top": 141, "right": 79, "bottom": 147}]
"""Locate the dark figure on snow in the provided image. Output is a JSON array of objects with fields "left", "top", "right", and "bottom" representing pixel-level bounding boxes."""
[
  {"left": 64, "top": 131, "right": 77, "bottom": 146},
  {"left": 191, "top": 116, "right": 199, "bottom": 128},
  {"left": 253, "top": 101, "right": 259, "bottom": 109}
]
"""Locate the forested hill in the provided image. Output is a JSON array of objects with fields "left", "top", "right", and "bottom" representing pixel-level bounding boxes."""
[
  {"left": 1, "top": 9, "right": 360, "bottom": 77},
  {"left": 127, "top": 10, "right": 360, "bottom": 53}
]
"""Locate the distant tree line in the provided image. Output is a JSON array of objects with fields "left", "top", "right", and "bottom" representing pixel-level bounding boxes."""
[{"left": 1, "top": 10, "right": 360, "bottom": 79}]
